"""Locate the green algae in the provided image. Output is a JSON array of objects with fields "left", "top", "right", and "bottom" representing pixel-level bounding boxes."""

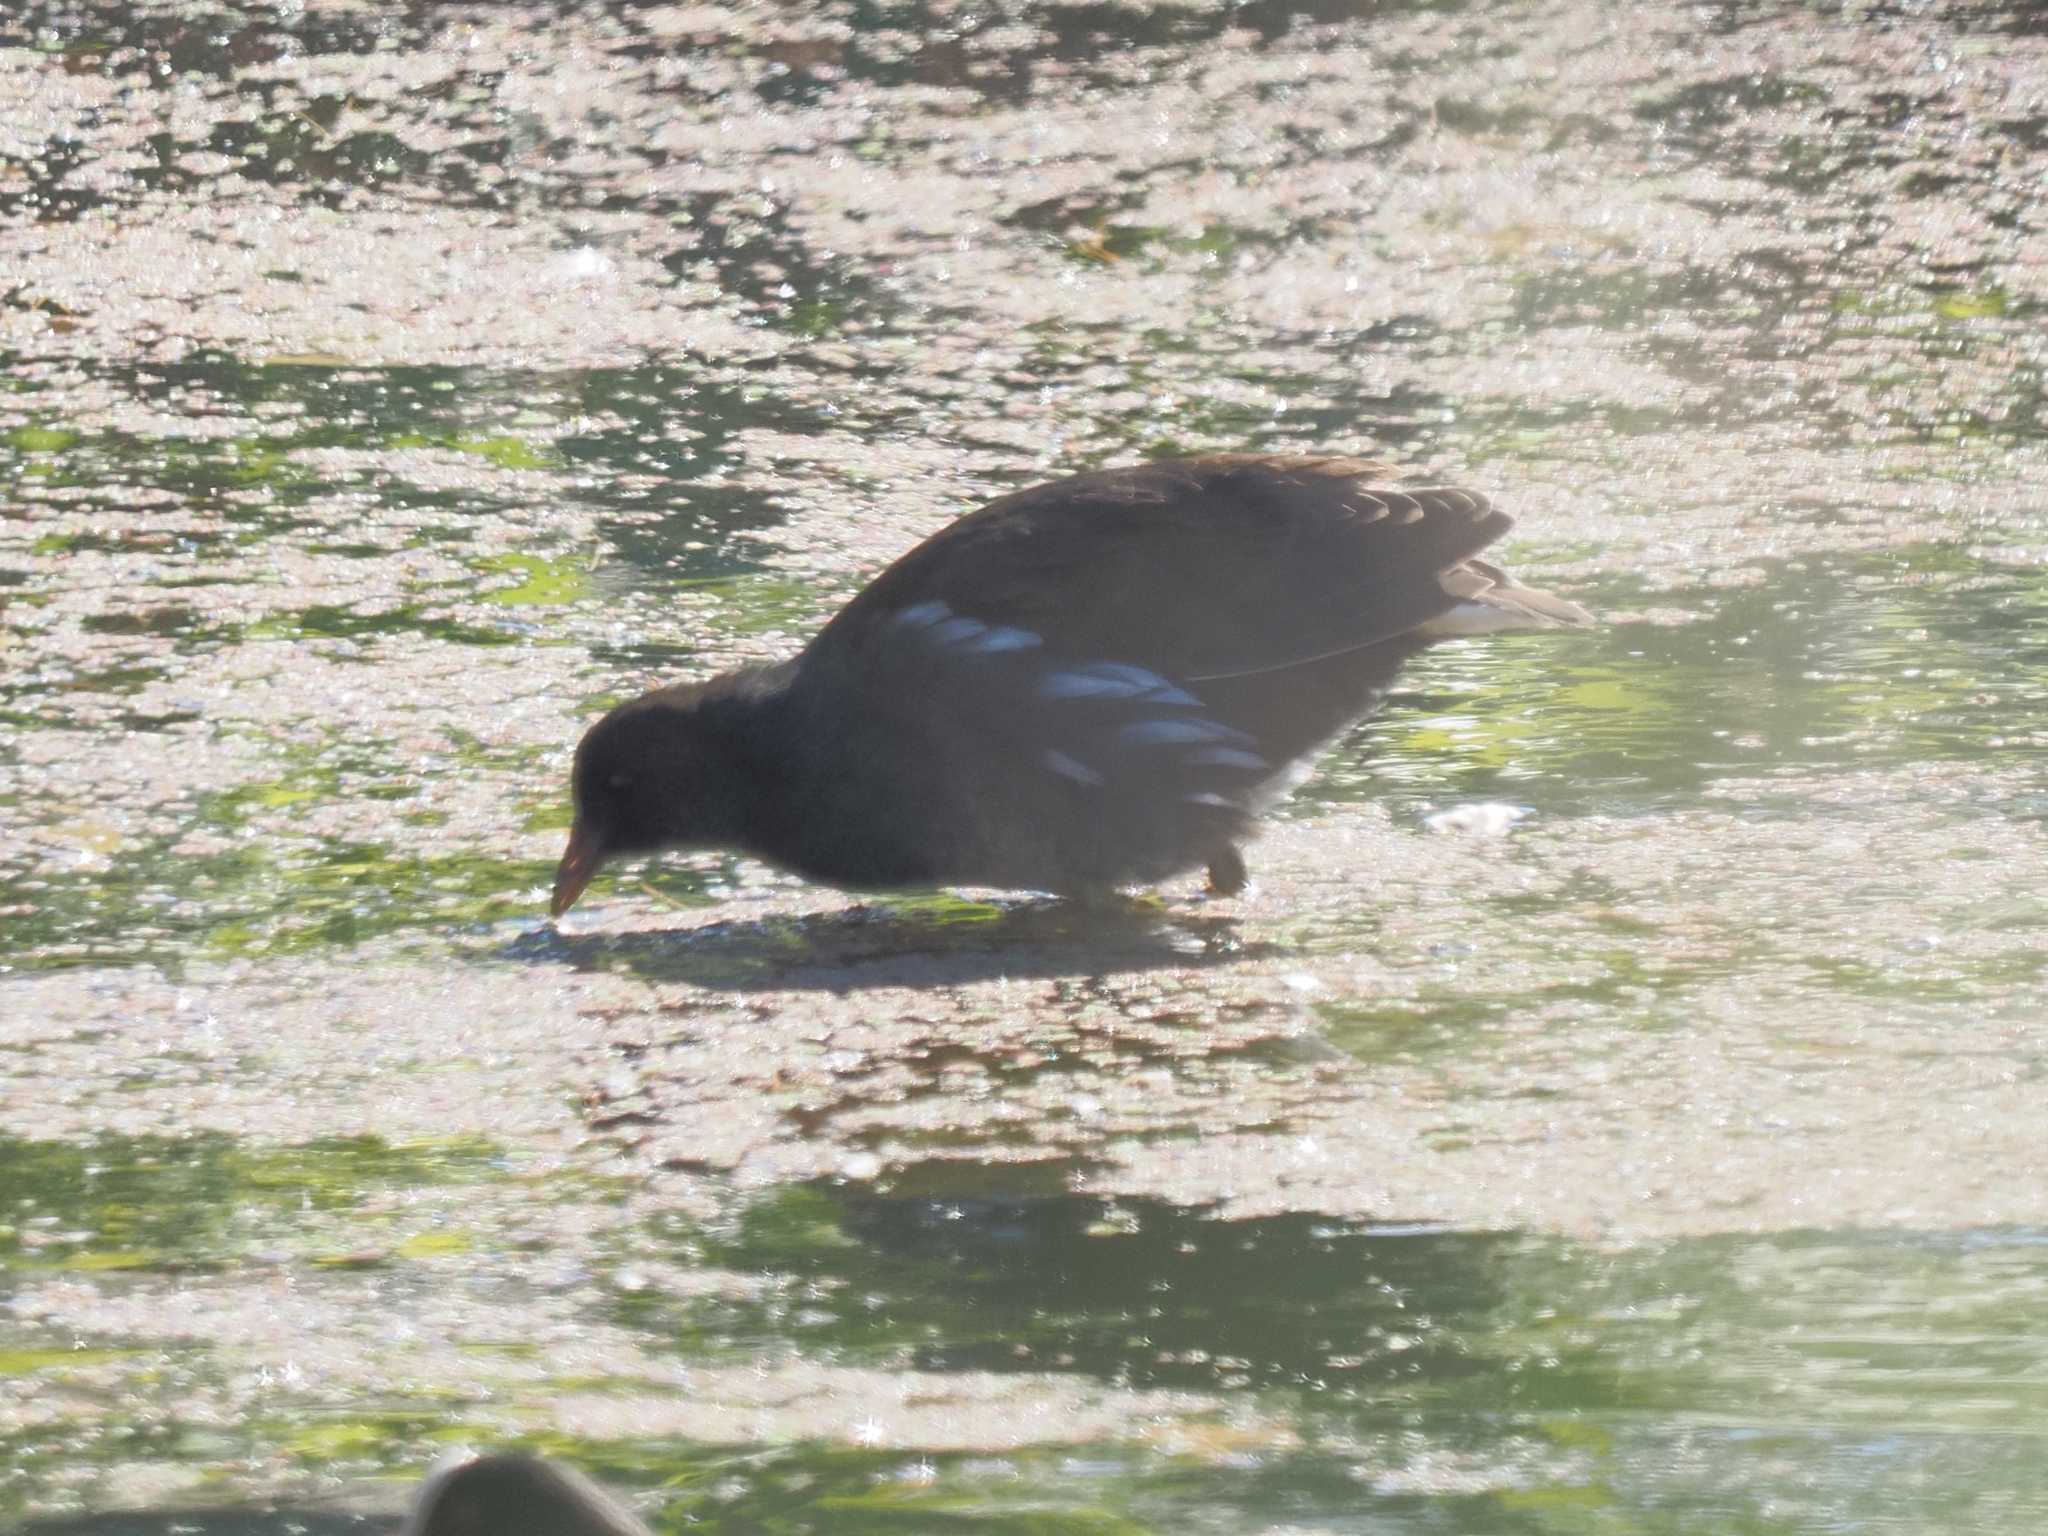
[
  {"left": 0, "top": 1134, "right": 507, "bottom": 1275},
  {"left": 476, "top": 553, "right": 593, "bottom": 606}
]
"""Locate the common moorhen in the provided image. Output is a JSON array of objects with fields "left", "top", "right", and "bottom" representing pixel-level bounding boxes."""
[
  {"left": 550, "top": 454, "right": 1590, "bottom": 914},
  {"left": 403, "top": 1453, "right": 653, "bottom": 1536}
]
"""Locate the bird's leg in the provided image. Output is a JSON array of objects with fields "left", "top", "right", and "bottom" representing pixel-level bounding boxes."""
[{"left": 1205, "top": 845, "right": 1247, "bottom": 896}]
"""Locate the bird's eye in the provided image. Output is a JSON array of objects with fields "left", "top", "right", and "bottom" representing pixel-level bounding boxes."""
[{"left": 608, "top": 772, "right": 632, "bottom": 790}]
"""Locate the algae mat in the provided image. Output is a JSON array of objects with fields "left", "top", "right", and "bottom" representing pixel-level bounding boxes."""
[{"left": 3, "top": 0, "right": 2046, "bottom": 1530}]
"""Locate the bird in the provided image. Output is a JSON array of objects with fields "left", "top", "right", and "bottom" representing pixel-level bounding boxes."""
[
  {"left": 402, "top": 1452, "right": 654, "bottom": 1536},
  {"left": 549, "top": 454, "right": 1591, "bottom": 916}
]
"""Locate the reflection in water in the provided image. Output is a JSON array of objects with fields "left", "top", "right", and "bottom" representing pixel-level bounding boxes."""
[
  {"left": 610, "top": 1179, "right": 2048, "bottom": 1531},
  {"left": 702, "top": 1180, "right": 1509, "bottom": 1395}
]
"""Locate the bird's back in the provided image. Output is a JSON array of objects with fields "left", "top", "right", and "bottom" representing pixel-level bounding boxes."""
[
  {"left": 817, "top": 454, "right": 1514, "bottom": 693},
  {"left": 750, "top": 456, "right": 1583, "bottom": 893}
]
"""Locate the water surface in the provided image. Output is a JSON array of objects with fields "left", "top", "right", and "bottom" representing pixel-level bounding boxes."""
[{"left": 2, "top": 0, "right": 2045, "bottom": 1530}]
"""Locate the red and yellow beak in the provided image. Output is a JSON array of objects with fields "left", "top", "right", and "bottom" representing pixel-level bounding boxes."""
[{"left": 549, "top": 822, "right": 607, "bottom": 918}]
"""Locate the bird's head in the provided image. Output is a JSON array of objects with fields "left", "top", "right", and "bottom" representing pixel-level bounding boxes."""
[{"left": 550, "top": 686, "right": 748, "bottom": 918}]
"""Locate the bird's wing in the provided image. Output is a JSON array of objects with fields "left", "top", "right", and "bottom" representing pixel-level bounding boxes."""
[
  {"left": 795, "top": 598, "right": 1271, "bottom": 887},
  {"left": 815, "top": 455, "right": 1518, "bottom": 681}
]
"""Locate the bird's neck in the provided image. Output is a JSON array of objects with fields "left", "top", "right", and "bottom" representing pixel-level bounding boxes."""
[
  {"left": 721, "top": 657, "right": 934, "bottom": 889},
  {"left": 689, "top": 662, "right": 811, "bottom": 857}
]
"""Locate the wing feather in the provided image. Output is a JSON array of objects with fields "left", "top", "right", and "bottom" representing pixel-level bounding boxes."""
[{"left": 815, "top": 455, "right": 1512, "bottom": 681}]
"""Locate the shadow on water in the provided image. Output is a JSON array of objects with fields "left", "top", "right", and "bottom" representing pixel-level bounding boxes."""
[{"left": 506, "top": 898, "right": 1277, "bottom": 991}]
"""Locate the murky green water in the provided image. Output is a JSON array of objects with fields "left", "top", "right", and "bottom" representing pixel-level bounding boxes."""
[
  {"left": 8, "top": 1137, "right": 2048, "bottom": 1531},
  {"left": 4, "top": 0, "right": 2046, "bottom": 1530}
]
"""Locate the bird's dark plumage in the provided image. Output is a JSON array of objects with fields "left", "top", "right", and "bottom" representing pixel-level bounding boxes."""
[
  {"left": 403, "top": 1454, "right": 652, "bottom": 1536},
  {"left": 551, "top": 455, "right": 1590, "bottom": 914}
]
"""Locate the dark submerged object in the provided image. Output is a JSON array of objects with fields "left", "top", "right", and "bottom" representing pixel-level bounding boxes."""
[
  {"left": 552, "top": 454, "right": 1590, "bottom": 915},
  {"left": 403, "top": 1453, "right": 652, "bottom": 1536}
]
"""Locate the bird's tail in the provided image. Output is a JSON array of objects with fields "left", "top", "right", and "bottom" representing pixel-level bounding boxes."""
[{"left": 1412, "top": 557, "right": 1594, "bottom": 638}]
